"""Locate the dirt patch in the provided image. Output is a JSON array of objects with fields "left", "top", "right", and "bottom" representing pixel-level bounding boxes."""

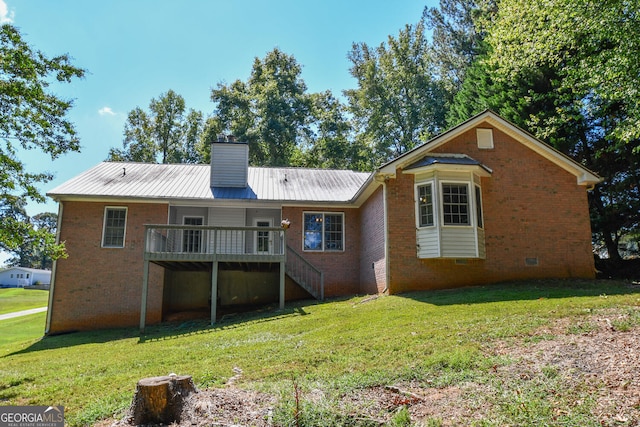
[
  {"left": 491, "top": 310, "right": 640, "bottom": 426},
  {"left": 104, "top": 308, "right": 640, "bottom": 426}
]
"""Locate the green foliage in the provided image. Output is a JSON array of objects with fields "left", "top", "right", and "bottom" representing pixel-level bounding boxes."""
[
  {"left": 388, "top": 406, "right": 412, "bottom": 427},
  {"left": 294, "top": 91, "right": 367, "bottom": 170},
  {"left": 0, "top": 205, "right": 60, "bottom": 268},
  {"left": 210, "top": 49, "right": 310, "bottom": 167},
  {"left": 208, "top": 49, "right": 363, "bottom": 169},
  {"left": 345, "top": 20, "right": 448, "bottom": 167},
  {"left": 107, "top": 89, "right": 205, "bottom": 164},
  {"left": 447, "top": 0, "right": 640, "bottom": 258},
  {"left": 423, "top": 0, "right": 497, "bottom": 93},
  {"left": 0, "top": 24, "right": 84, "bottom": 257}
]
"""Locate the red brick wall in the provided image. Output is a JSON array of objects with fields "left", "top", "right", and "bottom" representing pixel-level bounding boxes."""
[
  {"left": 359, "top": 186, "right": 387, "bottom": 294},
  {"left": 48, "top": 201, "right": 168, "bottom": 333},
  {"left": 386, "top": 123, "right": 595, "bottom": 293},
  {"left": 282, "top": 207, "right": 361, "bottom": 297}
]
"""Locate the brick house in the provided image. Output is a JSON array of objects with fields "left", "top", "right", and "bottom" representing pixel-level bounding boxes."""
[{"left": 45, "top": 111, "right": 600, "bottom": 334}]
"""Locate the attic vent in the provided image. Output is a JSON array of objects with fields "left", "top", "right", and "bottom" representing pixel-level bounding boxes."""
[{"left": 476, "top": 128, "right": 494, "bottom": 149}]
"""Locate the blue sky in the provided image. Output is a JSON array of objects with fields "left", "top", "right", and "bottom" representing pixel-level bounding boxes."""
[{"left": 1, "top": 0, "right": 435, "bottom": 264}]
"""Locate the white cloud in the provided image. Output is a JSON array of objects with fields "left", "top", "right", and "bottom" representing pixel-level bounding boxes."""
[
  {"left": 98, "top": 106, "right": 116, "bottom": 116},
  {"left": 0, "top": 0, "right": 14, "bottom": 24}
]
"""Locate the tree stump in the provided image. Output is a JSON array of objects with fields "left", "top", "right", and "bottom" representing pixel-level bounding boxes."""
[{"left": 129, "top": 374, "right": 196, "bottom": 425}]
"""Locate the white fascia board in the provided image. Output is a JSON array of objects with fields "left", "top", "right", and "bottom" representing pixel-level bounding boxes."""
[
  {"left": 403, "top": 163, "right": 492, "bottom": 178},
  {"left": 378, "top": 110, "right": 600, "bottom": 186},
  {"left": 481, "top": 114, "right": 601, "bottom": 186}
]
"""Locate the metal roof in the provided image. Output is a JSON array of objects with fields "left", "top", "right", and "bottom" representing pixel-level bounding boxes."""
[{"left": 47, "top": 162, "right": 373, "bottom": 203}]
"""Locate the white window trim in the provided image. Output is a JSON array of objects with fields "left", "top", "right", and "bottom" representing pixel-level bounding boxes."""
[
  {"left": 474, "top": 184, "right": 484, "bottom": 230},
  {"left": 415, "top": 182, "right": 436, "bottom": 229},
  {"left": 439, "top": 180, "right": 474, "bottom": 228},
  {"left": 254, "top": 218, "right": 273, "bottom": 255},
  {"left": 101, "top": 206, "right": 128, "bottom": 248},
  {"left": 182, "top": 215, "right": 205, "bottom": 253},
  {"left": 302, "top": 211, "right": 345, "bottom": 252}
]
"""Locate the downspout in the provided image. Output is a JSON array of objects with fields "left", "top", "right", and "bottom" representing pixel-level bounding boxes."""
[
  {"left": 382, "top": 179, "right": 390, "bottom": 294},
  {"left": 44, "top": 201, "right": 63, "bottom": 335}
]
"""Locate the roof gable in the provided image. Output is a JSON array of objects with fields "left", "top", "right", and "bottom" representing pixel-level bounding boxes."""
[{"left": 378, "top": 110, "right": 600, "bottom": 186}]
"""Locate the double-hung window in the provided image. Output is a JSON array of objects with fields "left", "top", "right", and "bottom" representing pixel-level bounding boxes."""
[
  {"left": 442, "top": 183, "right": 470, "bottom": 226},
  {"left": 102, "top": 207, "right": 127, "bottom": 248},
  {"left": 303, "top": 212, "right": 344, "bottom": 251},
  {"left": 417, "top": 184, "right": 434, "bottom": 227}
]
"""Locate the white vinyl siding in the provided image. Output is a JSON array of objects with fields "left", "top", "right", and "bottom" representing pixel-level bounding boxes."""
[
  {"left": 208, "top": 207, "right": 246, "bottom": 254},
  {"left": 440, "top": 227, "right": 478, "bottom": 257},
  {"left": 417, "top": 227, "right": 440, "bottom": 258},
  {"left": 210, "top": 142, "right": 249, "bottom": 187}
]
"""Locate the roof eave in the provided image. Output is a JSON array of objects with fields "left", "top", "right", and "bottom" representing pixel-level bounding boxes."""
[
  {"left": 403, "top": 163, "right": 493, "bottom": 177},
  {"left": 378, "top": 110, "right": 602, "bottom": 187}
]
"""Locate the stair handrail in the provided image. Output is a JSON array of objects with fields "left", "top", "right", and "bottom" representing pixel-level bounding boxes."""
[{"left": 285, "top": 245, "right": 324, "bottom": 300}]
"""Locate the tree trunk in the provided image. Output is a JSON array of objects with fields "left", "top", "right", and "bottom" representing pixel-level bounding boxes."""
[{"left": 129, "top": 374, "right": 196, "bottom": 425}]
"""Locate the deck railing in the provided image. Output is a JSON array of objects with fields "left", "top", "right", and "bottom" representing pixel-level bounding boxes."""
[
  {"left": 143, "top": 224, "right": 324, "bottom": 301},
  {"left": 144, "top": 224, "right": 286, "bottom": 258}
]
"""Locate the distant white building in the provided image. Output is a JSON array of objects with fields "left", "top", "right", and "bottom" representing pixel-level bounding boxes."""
[{"left": 0, "top": 267, "right": 51, "bottom": 288}]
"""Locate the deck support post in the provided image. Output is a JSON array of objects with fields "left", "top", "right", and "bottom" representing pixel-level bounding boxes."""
[
  {"left": 210, "top": 260, "right": 218, "bottom": 325},
  {"left": 140, "top": 258, "right": 150, "bottom": 334},
  {"left": 279, "top": 259, "right": 285, "bottom": 310}
]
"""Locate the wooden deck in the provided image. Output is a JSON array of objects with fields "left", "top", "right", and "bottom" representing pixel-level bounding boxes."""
[{"left": 140, "top": 224, "right": 287, "bottom": 332}]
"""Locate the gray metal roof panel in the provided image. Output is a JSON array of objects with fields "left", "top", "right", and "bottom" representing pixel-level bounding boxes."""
[{"left": 48, "top": 162, "right": 372, "bottom": 203}]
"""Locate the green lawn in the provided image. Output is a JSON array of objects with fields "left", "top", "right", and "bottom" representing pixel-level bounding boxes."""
[
  {"left": 0, "top": 288, "right": 49, "bottom": 315},
  {"left": 1, "top": 279, "right": 639, "bottom": 426}
]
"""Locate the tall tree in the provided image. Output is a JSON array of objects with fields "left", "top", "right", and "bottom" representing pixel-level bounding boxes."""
[
  {"left": 345, "top": 21, "right": 448, "bottom": 168},
  {"left": 293, "top": 91, "right": 366, "bottom": 170},
  {"left": 107, "top": 90, "right": 204, "bottom": 164},
  {"left": 209, "top": 48, "right": 312, "bottom": 166},
  {"left": 471, "top": 0, "right": 640, "bottom": 259},
  {"left": 0, "top": 197, "right": 58, "bottom": 269},
  {"left": 423, "top": 0, "right": 497, "bottom": 93},
  {"left": 0, "top": 24, "right": 84, "bottom": 259}
]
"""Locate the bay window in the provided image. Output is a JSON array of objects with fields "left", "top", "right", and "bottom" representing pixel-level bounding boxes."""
[{"left": 414, "top": 174, "right": 486, "bottom": 259}]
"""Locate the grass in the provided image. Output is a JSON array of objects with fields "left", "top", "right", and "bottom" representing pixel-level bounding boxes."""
[
  {"left": 1, "top": 279, "right": 639, "bottom": 426},
  {"left": 0, "top": 288, "right": 49, "bottom": 314}
]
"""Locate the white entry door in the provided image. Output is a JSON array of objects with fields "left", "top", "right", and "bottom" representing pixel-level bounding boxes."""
[{"left": 255, "top": 219, "right": 273, "bottom": 254}]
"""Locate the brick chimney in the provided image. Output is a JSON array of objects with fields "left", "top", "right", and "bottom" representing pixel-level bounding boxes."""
[{"left": 210, "top": 135, "right": 249, "bottom": 188}]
